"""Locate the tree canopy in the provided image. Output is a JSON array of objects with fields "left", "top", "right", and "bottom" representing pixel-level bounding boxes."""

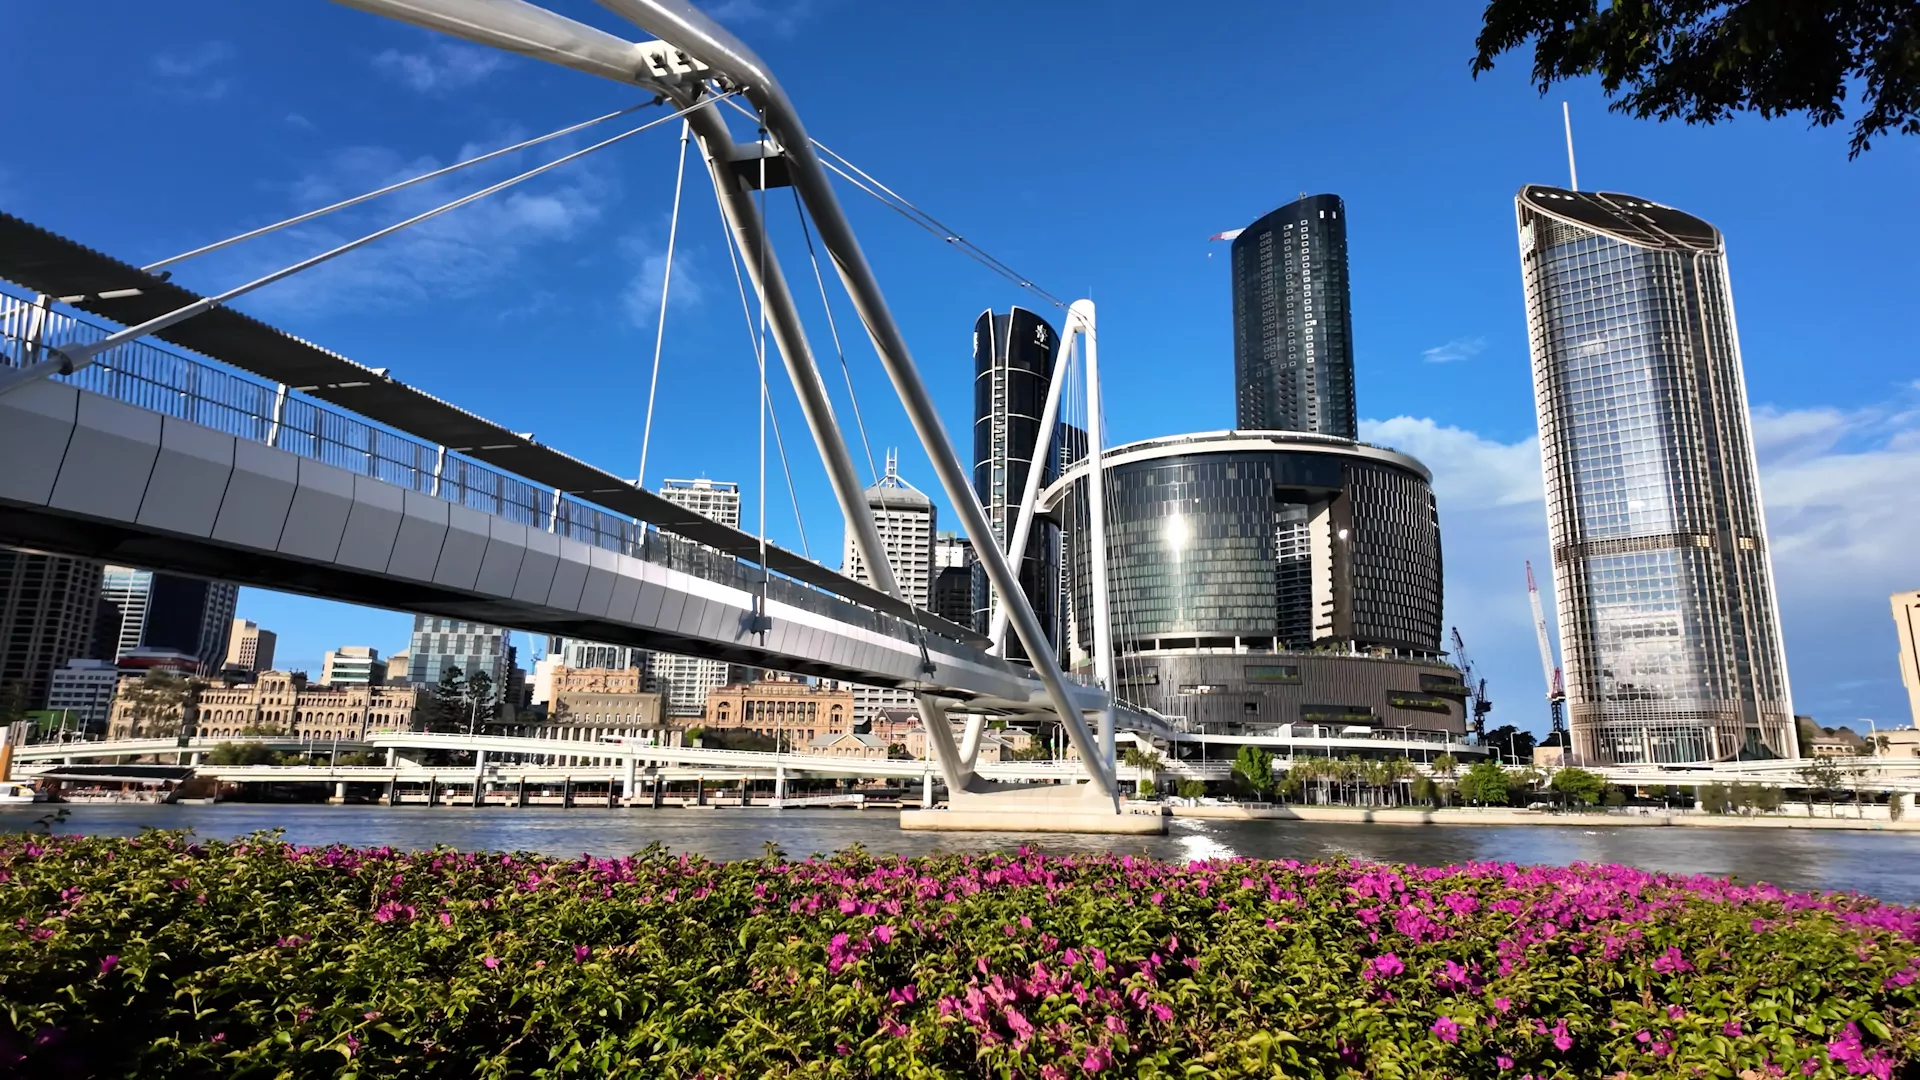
[
  {"left": 1471, "top": 0, "right": 1920, "bottom": 156},
  {"left": 1548, "top": 766, "right": 1607, "bottom": 806},
  {"left": 1456, "top": 760, "right": 1513, "bottom": 806}
]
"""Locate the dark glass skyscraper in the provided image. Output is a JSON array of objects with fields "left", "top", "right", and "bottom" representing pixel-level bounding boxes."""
[
  {"left": 972, "top": 307, "right": 1061, "bottom": 654},
  {"left": 1231, "top": 194, "right": 1357, "bottom": 438},
  {"left": 1516, "top": 186, "right": 1794, "bottom": 765}
]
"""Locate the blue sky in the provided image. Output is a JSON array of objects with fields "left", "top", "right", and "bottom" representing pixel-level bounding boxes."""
[{"left": 5, "top": 1, "right": 1916, "bottom": 733}]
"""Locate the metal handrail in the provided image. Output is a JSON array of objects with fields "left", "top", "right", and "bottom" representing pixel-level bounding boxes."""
[{"left": 0, "top": 283, "right": 967, "bottom": 647}]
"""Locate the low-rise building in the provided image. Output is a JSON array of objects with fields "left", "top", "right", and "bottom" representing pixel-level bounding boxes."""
[
  {"left": 524, "top": 665, "right": 673, "bottom": 766},
  {"left": 901, "top": 723, "right": 1012, "bottom": 764},
  {"left": 704, "top": 674, "right": 853, "bottom": 745},
  {"left": 189, "top": 671, "right": 420, "bottom": 741},
  {"left": 806, "top": 732, "right": 891, "bottom": 759}
]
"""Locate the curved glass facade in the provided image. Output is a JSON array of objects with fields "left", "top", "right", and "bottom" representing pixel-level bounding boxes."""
[
  {"left": 1517, "top": 186, "right": 1795, "bottom": 765},
  {"left": 1231, "top": 194, "right": 1358, "bottom": 439},
  {"left": 1053, "top": 434, "right": 1442, "bottom": 656}
]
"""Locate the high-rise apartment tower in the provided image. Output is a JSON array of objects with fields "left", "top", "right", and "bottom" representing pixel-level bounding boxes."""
[
  {"left": 1231, "top": 193, "right": 1358, "bottom": 438},
  {"left": 0, "top": 548, "right": 104, "bottom": 710},
  {"left": 1515, "top": 185, "right": 1794, "bottom": 765},
  {"left": 98, "top": 566, "right": 238, "bottom": 675}
]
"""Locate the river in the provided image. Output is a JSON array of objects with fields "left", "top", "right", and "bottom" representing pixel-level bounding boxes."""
[{"left": 12, "top": 803, "right": 1920, "bottom": 903}]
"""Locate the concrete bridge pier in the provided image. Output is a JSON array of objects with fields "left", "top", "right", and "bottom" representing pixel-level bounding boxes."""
[
  {"left": 774, "top": 765, "right": 787, "bottom": 806},
  {"left": 696, "top": 778, "right": 707, "bottom": 807},
  {"left": 516, "top": 777, "right": 528, "bottom": 808},
  {"left": 190, "top": 751, "right": 204, "bottom": 766},
  {"left": 622, "top": 757, "right": 637, "bottom": 803},
  {"left": 472, "top": 750, "right": 487, "bottom": 808},
  {"left": 921, "top": 773, "right": 934, "bottom": 809},
  {"left": 607, "top": 777, "right": 617, "bottom": 809},
  {"left": 651, "top": 777, "right": 664, "bottom": 809},
  {"left": 427, "top": 779, "right": 440, "bottom": 807},
  {"left": 331, "top": 781, "right": 346, "bottom": 804},
  {"left": 561, "top": 776, "right": 574, "bottom": 809},
  {"left": 384, "top": 775, "right": 397, "bottom": 805}
]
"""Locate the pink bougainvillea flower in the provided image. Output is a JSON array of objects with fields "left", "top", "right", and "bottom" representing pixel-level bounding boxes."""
[
  {"left": 482, "top": 956, "right": 500, "bottom": 969},
  {"left": 97, "top": 955, "right": 118, "bottom": 975},
  {"left": 1431, "top": 1016, "right": 1460, "bottom": 1044}
]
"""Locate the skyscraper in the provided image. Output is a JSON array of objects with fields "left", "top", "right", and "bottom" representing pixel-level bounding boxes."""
[
  {"left": 1230, "top": 193, "right": 1357, "bottom": 438},
  {"left": 972, "top": 307, "right": 1062, "bottom": 652},
  {"left": 223, "top": 619, "right": 276, "bottom": 674},
  {"left": 648, "top": 477, "right": 742, "bottom": 717},
  {"left": 931, "top": 532, "right": 980, "bottom": 631},
  {"left": 0, "top": 548, "right": 104, "bottom": 710},
  {"left": 98, "top": 566, "right": 238, "bottom": 675},
  {"left": 843, "top": 451, "right": 934, "bottom": 724},
  {"left": 1515, "top": 185, "right": 1795, "bottom": 765}
]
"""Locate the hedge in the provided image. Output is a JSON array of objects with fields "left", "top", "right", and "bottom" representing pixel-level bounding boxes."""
[{"left": 3, "top": 831, "right": 1916, "bottom": 1077}]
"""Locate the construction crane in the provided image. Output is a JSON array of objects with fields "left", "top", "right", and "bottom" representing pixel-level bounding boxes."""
[
  {"left": 1525, "top": 561, "right": 1568, "bottom": 734},
  {"left": 1448, "top": 627, "right": 1493, "bottom": 743}
]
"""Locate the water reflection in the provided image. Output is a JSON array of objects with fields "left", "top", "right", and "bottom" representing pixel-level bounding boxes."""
[{"left": 15, "top": 804, "right": 1920, "bottom": 904}]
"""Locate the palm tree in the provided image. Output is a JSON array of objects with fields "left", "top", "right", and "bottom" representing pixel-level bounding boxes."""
[{"left": 1432, "top": 753, "right": 1459, "bottom": 808}]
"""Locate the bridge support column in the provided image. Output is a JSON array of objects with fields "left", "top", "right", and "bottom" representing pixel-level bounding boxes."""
[
  {"left": 472, "top": 750, "right": 487, "bottom": 807},
  {"left": 774, "top": 765, "right": 786, "bottom": 807},
  {"left": 189, "top": 751, "right": 204, "bottom": 766},
  {"left": 385, "top": 748, "right": 397, "bottom": 768},
  {"left": 922, "top": 773, "right": 934, "bottom": 809},
  {"left": 385, "top": 775, "right": 397, "bottom": 805},
  {"left": 562, "top": 776, "right": 573, "bottom": 809},
  {"left": 427, "top": 779, "right": 439, "bottom": 807},
  {"left": 652, "top": 776, "right": 664, "bottom": 809},
  {"left": 332, "top": 781, "right": 346, "bottom": 804},
  {"left": 622, "top": 757, "right": 637, "bottom": 803},
  {"left": 517, "top": 776, "right": 528, "bottom": 808},
  {"left": 608, "top": 777, "right": 617, "bottom": 809},
  {"left": 739, "top": 780, "right": 750, "bottom": 807},
  {"left": 696, "top": 778, "right": 706, "bottom": 806}
]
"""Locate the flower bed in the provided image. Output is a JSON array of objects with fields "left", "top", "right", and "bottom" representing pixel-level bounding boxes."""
[{"left": 3, "top": 832, "right": 1918, "bottom": 1078}]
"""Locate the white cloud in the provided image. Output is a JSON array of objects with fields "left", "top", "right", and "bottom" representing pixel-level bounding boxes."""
[
  {"left": 372, "top": 44, "right": 507, "bottom": 93},
  {"left": 1360, "top": 415, "right": 1540, "bottom": 509},
  {"left": 620, "top": 240, "right": 705, "bottom": 330},
  {"left": 209, "top": 141, "right": 611, "bottom": 318},
  {"left": 151, "top": 42, "right": 234, "bottom": 100},
  {"left": 1420, "top": 336, "right": 1487, "bottom": 364},
  {"left": 701, "top": 0, "right": 818, "bottom": 35},
  {"left": 284, "top": 113, "right": 315, "bottom": 131}
]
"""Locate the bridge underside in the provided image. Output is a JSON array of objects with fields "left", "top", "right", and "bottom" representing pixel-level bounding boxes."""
[{"left": 0, "top": 379, "right": 1057, "bottom": 710}]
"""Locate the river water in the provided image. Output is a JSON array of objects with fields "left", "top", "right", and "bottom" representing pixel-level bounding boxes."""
[{"left": 13, "top": 803, "right": 1920, "bottom": 903}]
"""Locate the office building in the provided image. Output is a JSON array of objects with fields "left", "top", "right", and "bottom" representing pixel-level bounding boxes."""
[
  {"left": 523, "top": 664, "right": 671, "bottom": 766},
  {"left": 1896, "top": 591, "right": 1920, "bottom": 729},
  {"left": 223, "top": 619, "right": 276, "bottom": 675},
  {"left": 1047, "top": 431, "right": 1460, "bottom": 735},
  {"left": 0, "top": 548, "right": 104, "bottom": 710},
  {"left": 842, "top": 452, "right": 934, "bottom": 723},
  {"left": 1230, "top": 193, "right": 1358, "bottom": 438},
  {"left": 98, "top": 566, "right": 238, "bottom": 675},
  {"left": 385, "top": 650, "right": 409, "bottom": 685},
  {"left": 972, "top": 307, "right": 1064, "bottom": 651},
  {"left": 321, "top": 646, "right": 387, "bottom": 687},
  {"left": 406, "top": 618, "right": 510, "bottom": 692},
  {"left": 46, "top": 658, "right": 118, "bottom": 735},
  {"left": 932, "top": 532, "right": 981, "bottom": 631},
  {"left": 1515, "top": 185, "right": 1795, "bottom": 764},
  {"left": 643, "top": 477, "right": 742, "bottom": 717},
  {"left": 559, "top": 639, "right": 648, "bottom": 671}
]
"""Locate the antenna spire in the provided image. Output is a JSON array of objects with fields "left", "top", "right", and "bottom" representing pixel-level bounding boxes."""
[{"left": 1562, "top": 101, "right": 1579, "bottom": 191}]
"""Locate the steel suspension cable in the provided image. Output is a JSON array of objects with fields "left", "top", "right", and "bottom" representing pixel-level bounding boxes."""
[
  {"left": 717, "top": 96, "right": 1065, "bottom": 309},
  {"left": 637, "top": 118, "right": 691, "bottom": 491},
  {"left": 789, "top": 186, "right": 880, "bottom": 484},
  {"left": 1, "top": 94, "right": 733, "bottom": 397},
  {"left": 146, "top": 102, "right": 656, "bottom": 274}
]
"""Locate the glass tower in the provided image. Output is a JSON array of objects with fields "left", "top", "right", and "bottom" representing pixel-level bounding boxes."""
[
  {"left": 972, "top": 307, "right": 1063, "bottom": 653},
  {"left": 1516, "top": 185, "right": 1795, "bottom": 765},
  {"left": 1231, "top": 194, "right": 1357, "bottom": 438}
]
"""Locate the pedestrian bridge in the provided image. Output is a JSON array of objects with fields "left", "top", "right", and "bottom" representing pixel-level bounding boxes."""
[{"left": 0, "top": 264, "right": 1161, "bottom": 727}]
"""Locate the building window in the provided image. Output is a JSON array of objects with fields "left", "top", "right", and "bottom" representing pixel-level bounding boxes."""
[{"left": 1244, "top": 665, "right": 1301, "bottom": 684}]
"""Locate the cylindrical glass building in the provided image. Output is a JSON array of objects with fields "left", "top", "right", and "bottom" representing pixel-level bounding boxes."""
[
  {"left": 1041, "top": 432, "right": 1458, "bottom": 735},
  {"left": 972, "top": 307, "right": 1062, "bottom": 650},
  {"left": 1515, "top": 185, "right": 1795, "bottom": 765}
]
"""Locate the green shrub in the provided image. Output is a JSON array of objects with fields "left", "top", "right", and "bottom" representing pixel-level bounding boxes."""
[
  {"left": 1175, "top": 778, "right": 1207, "bottom": 800},
  {"left": 1136, "top": 778, "right": 1156, "bottom": 799},
  {"left": 3, "top": 833, "right": 1917, "bottom": 1078}
]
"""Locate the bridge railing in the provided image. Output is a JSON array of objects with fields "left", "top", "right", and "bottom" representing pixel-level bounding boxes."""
[{"left": 0, "top": 285, "right": 954, "bottom": 645}]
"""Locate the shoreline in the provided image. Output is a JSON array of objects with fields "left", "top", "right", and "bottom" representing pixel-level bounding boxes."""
[{"left": 1168, "top": 803, "right": 1920, "bottom": 832}]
